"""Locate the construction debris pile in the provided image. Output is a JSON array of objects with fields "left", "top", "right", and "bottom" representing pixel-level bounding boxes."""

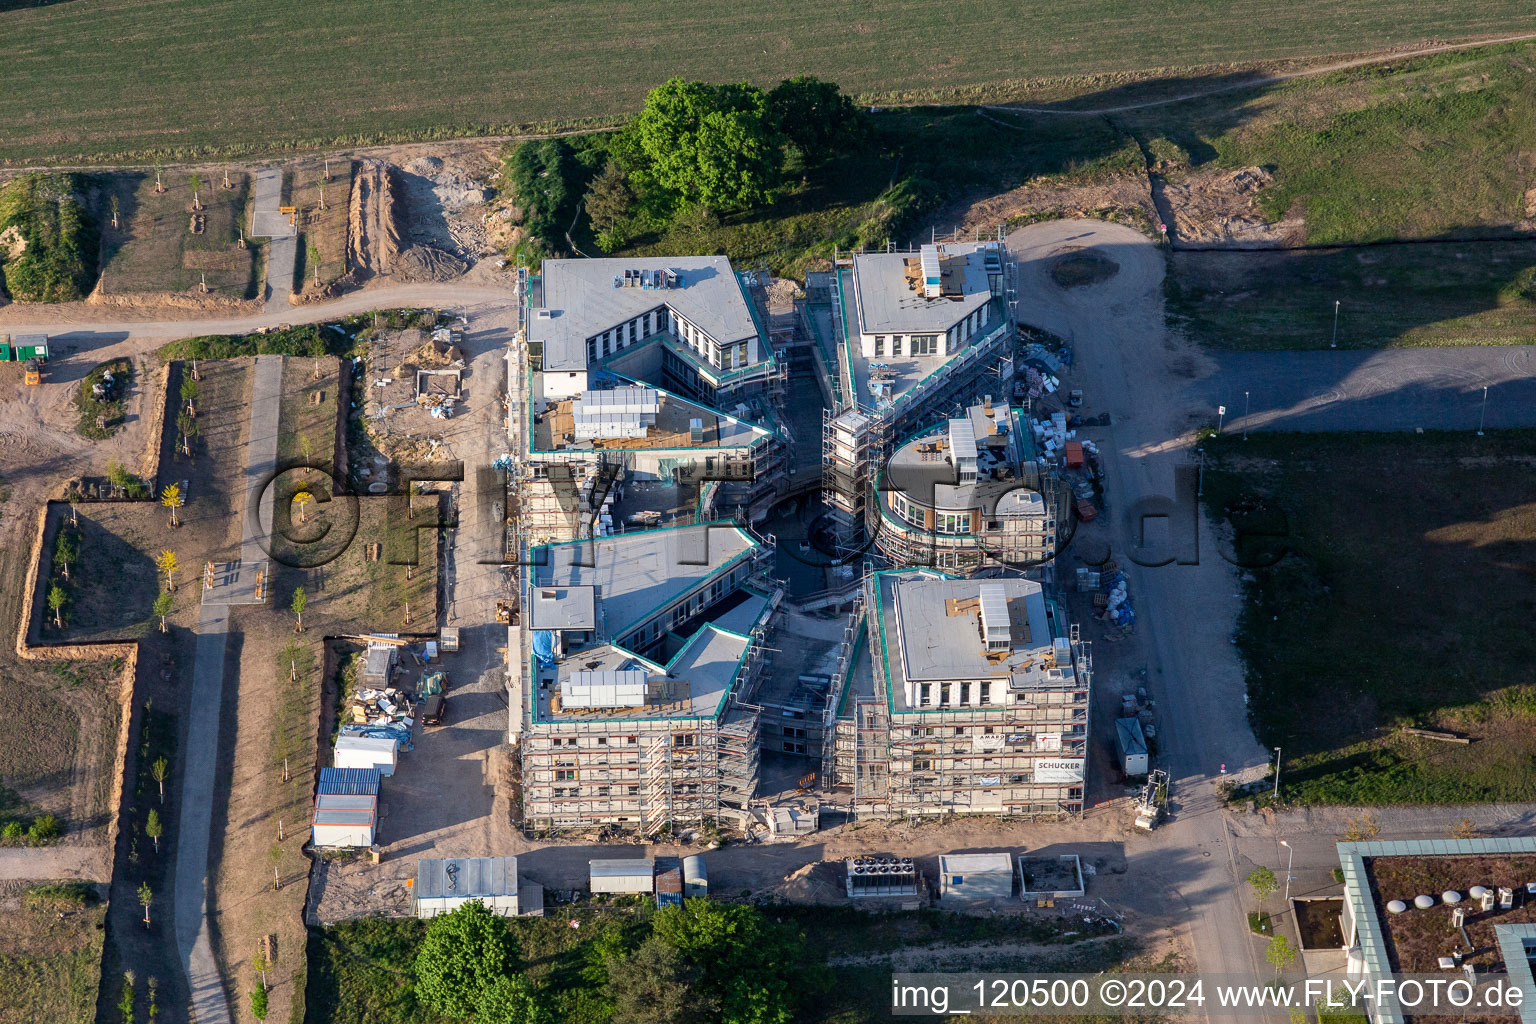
[
  {"left": 344, "top": 684, "right": 416, "bottom": 752},
  {"left": 1094, "top": 563, "right": 1135, "bottom": 635}
]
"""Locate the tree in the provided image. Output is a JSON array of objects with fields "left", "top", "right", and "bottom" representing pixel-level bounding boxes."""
[
  {"left": 161, "top": 483, "right": 183, "bottom": 527},
  {"left": 151, "top": 757, "right": 169, "bottom": 803},
  {"left": 176, "top": 412, "right": 198, "bottom": 456},
  {"left": 154, "top": 162, "right": 164, "bottom": 193},
  {"left": 188, "top": 173, "right": 202, "bottom": 211},
  {"left": 1247, "top": 865, "right": 1278, "bottom": 908},
  {"left": 152, "top": 592, "right": 173, "bottom": 632},
  {"left": 180, "top": 376, "right": 198, "bottom": 415},
  {"left": 1265, "top": 934, "right": 1297, "bottom": 976},
  {"left": 249, "top": 979, "right": 268, "bottom": 1021},
  {"left": 138, "top": 882, "right": 153, "bottom": 928},
  {"left": 47, "top": 584, "right": 67, "bottom": 628},
  {"left": 308, "top": 242, "right": 321, "bottom": 287},
  {"left": 146, "top": 808, "right": 163, "bottom": 853},
  {"left": 110, "top": 194, "right": 121, "bottom": 230},
  {"left": 607, "top": 935, "right": 717, "bottom": 1024},
  {"left": 476, "top": 975, "right": 547, "bottom": 1024},
  {"left": 251, "top": 945, "right": 270, "bottom": 985},
  {"left": 293, "top": 489, "right": 314, "bottom": 525},
  {"left": 768, "top": 76, "right": 862, "bottom": 167},
  {"left": 651, "top": 900, "right": 801, "bottom": 1024},
  {"left": 55, "top": 529, "right": 78, "bottom": 580},
  {"left": 633, "top": 78, "right": 785, "bottom": 212},
  {"left": 155, "top": 550, "right": 178, "bottom": 592},
  {"left": 290, "top": 586, "right": 307, "bottom": 632},
  {"left": 413, "top": 900, "right": 522, "bottom": 1018},
  {"left": 584, "top": 161, "right": 636, "bottom": 238},
  {"left": 299, "top": 434, "right": 314, "bottom": 469}
]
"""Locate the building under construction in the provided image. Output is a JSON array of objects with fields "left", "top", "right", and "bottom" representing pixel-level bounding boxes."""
[
  {"left": 825, "top": 570, "right": 1092, "bottom": 819},
  {"left": 518, "top": 523, "right": 782, "bottom": 834},
  {"left": 874, "top": 398, "right": 1064, "bottom": 573},
  {"left": 822, "top": 241, "right": 1017, "bottom": 565},
  {"left": 517, "top": 256, "right": 789, "bottom": 544}
]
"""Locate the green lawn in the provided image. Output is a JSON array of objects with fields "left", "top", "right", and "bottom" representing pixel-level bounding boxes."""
[
  {"left": 5, "top": 1, "right": 1536, "bottom": 163},
  {"left": 1127, "top": 44, "right": 1536, "bottom": 245},
  {"left": 1167, "top": 241, "right": 1536, "bottom": 351},
  {"left": 1201, "top": 431, "right": 1536, "bottom": 805}
]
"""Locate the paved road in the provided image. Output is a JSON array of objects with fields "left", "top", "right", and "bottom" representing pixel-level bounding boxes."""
[
  {"left": 246, "top": 355, "right": 283, "bottom": 557},
  {"left": 249, "top": 168, "right": 296, "bottom": 312},
  {"left": 1206, "top": 346, "right": 1536, "bottom": 433}
]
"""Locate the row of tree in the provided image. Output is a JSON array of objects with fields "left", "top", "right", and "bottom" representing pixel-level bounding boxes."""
[{"left": 413, "top": 898, "right": 818, "bottom": 1024}]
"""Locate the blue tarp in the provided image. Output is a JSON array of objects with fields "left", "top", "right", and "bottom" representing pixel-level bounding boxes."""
[
  {"left": 340, "top": 723, "right": 414, "bottom": 753},
  {"left": 532, "top": 630, "right": 557, "bottom": 668}
]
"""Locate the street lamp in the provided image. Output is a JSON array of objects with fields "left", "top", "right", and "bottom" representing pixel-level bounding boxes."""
[
  {"left": 1477, "top": 386, "right": 1488, "bottom": 437},
  {"left": 1243, "top": 391, "right": 1250, "bottom": 441},
  {"left": 1272, "top": 746, "right": 1282, "bottom": 798},
  {"left": 1280, "top": 840, "right": 1295, "bottom": 905},
  {"left": 1330, "top": 300, "right": 1340, "bottom": 349}
]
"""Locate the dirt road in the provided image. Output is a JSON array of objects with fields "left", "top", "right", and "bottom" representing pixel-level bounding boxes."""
[
  {"left": 0, "top": 844, "right": 111, "bottom": 881},
  {"left": 1006, "top": 218, "right": 1272, "bottom": 1005}
]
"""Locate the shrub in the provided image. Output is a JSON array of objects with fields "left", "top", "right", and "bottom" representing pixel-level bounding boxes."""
[
  {"left": 1, "top": 821, "right": 22, "bottom": 841},
  {"left": 249, "top": 979, "right": 268, "bottom": 1020},
  {"left": 26, "top": 882, "right": 95, "bottom": 910},
  {"left": 29, "top": 813, "right": 61, "bottom": 844}
]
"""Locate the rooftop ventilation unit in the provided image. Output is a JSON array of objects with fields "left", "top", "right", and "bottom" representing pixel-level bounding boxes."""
[
  {"left": 979, "top": 584, "right": 1011, "bottom": 651},
  {"left": 919, "top": 244, "right": 942, "bottom": 299}
]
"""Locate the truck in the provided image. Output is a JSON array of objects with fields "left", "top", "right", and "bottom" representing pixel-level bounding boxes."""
[{"left": 23, "top": 360, "right": 41, "bottom": 387}]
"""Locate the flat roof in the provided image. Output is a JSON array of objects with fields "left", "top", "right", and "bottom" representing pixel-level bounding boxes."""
[
  {"left": 528, "top": 585, "right": 596, "bottom": 631},
  {"left": 532, "top": 523, "right": 759, "bottom": 641},
  {"left": 880, "top": 405, "right": 1026, "bottom": 513},
  {"left": 590, "top": 858, "right": 655, "bottom": 877},
  {"left": 939, "top": 853, "right": 1014, "bottom": 874},
  {"left": 530, "top": 256, "right": 759, "bottom": 372},
  {"left": 850, "top": 244, "right": 994, "bottom": 337},
  {"left": 415, "top": 857, "right": 518, "bottom": 901},
  {"left": 877, "top": 573, "right": 1076, "bottom": 700},
  {"left": 314, "top": 793, "right": 376, "bottom": 825}
]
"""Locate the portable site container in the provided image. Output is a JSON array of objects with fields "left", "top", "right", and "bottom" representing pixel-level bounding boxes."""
[
  {"left": 939, "top": 853, "right": 1015, "bottom": 902},
  {"left": 312, "top": 793, "right": 376, "bottom": 848},
  {"left": 655, "top": 857, "right": 683, "bottom": 908},
  {"left": 682, "top": 855, "right": 708, "bottom": 899},
  {"left": 414, "top": 857, "right": 520, "bottom": 918},
  {"left": 0, "top": 335, "right": 49, "bottom": 362},
  {"left": 589, "top": 858, "right": 655, "bottom": 894},
  {"left": 1115, "top": 717, "right": 1149, "bottom": 777},
  {"left": 334, "top": 735, "right": 397, "bottom": 776}
]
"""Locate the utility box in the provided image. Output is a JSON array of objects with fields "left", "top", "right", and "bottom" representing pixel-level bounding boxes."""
[
  {"left": 939, "top": 853, "right": 1015, "bottom": 902},
  {"left": 1115, "top": 717, "right": 1149, "bottom": 777}
]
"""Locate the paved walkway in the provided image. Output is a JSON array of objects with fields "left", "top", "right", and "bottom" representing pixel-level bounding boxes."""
[
  {"left": 249, "top": 168, "right": 296, "bottom": 313},
  {"left": 173, "top": 603, "right": 233, "bottom": 1024},
  {"left": 172, "top": 358, "right": 282, "bottom": 1024},
  {"left": 1205, "top": 346, "right": 1536, "bottom": 433}
]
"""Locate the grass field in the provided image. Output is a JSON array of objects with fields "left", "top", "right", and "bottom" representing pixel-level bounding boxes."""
[
  {"left": 1201, "top": 431, "right": 1536, "bottom": 805},
  {"left": 288, "top": 159, "right": 352, "bottom": 297},
  {"left": 95, "top": 170, "right": 259, "bottom": 298},
  {"left": 40, "top": 504, "right": 163, "bottom": 643},
  {"left": 1126, "top": 44, "right": 1536, "bottom": 245},
  {"left": 3, "top": 1, "right": 1536, "bottom": 163},
  {"left": 1167, "top": 242, "right": 1536, "bottom": 350},
  {"left": 0, "top": 888, "right": 106, "bottom": 1024}
]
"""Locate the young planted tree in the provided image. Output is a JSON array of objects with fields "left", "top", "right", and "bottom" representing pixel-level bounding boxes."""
[
  {"left": 138, "top": 882, "right": 153, "bottom": 928},
  {"left": 155, "top": 550, "right": 179, "bottom": 592},
  {"left": 151, "top": 757, "right": 169, "bottom": 803},
  {"left": 291, "top": 586, "right": 307, "bottom": 632},
  {"left": 55, "top": 529, "right": 78, "bottom": 580},
  {"left": 154, "top": 162, "right": 165, "bottom": 193},
  {"left": 180, "top": 376, "right": 198, "bottom": 416},
  {"left": 153, "top": 591, "right": 173, "bottom": 633},
  {"left": 110, "top": 194, "right": 121, "bottom": 230},
  {"left": 146, "top": 808, "right": 163, "bottom": 853},
  {"left": 299, "top": 434, "right": 313, "bottom": 469},
  {"left": 161, "top": 483, "right": 184, "bottom": 527},
  {"left": 188, "top": 173, "right": 203, "bottom": 211},
  {"left": 120, "top": 970, "right": 136, "bottom": 1024},
  {"left": 1266, "top": 934, "right": 1297, "bottom": 977},
  {"left": 249, "top": 979, "right": 269, "bottom": 1021},
  {"left": 292, "top": 489, "right": 314, "bottom": 525},
  {"left": 176, "top": 412, "right": 198, "bottom": 457},
  {"left": 308, "top": 242, "right": 321, "bottom": 287},
  {"left": 1247, "top": 866, "right": 1278, "bottom": 909},
  {"left": 47, "top": 584, "right": 67, "bottom": 628}
]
